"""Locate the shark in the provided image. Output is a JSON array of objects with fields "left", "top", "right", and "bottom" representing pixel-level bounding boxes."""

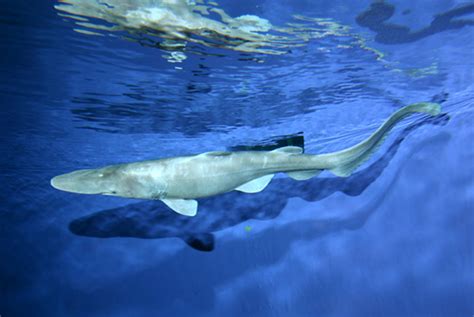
[
  {"left": 51, "top": 102, "right": 441, "bottom": 216},
  {"left": 68, "top": 112, "right": 449, "bottom": 251}
]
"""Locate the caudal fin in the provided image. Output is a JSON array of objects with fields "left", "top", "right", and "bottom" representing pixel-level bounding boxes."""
[{"left": 325, "top": 102, "right": 441, "bottom": 177}]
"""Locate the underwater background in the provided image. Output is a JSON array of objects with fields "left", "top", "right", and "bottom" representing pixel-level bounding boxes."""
[{"left": 1, "top": 0, "right": 473, "bottom": 316}]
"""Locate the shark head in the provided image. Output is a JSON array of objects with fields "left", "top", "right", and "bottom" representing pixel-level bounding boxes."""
[{"left": 51, "top": 165, "right": 123, "bottom": 196}]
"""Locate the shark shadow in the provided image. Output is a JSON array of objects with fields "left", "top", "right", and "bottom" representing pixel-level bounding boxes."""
[
  {"left": 69, "top": 114, "right": 449, "bottom": 251},
  {"left": 356, "top": 2, "right": 474, "bottom": 44}
]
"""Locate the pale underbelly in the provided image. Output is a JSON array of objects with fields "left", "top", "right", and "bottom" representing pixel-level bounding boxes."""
[{"left": 164, "top": 171, "right": 267, "bottom": 199}]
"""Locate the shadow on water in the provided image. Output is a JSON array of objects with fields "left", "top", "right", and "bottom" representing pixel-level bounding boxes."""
[
  {"left": 356, "top": 2, "right": 474, "bottom": 44},
  {"left": 69, "top": 113, "right": 449, "bottom": 251}
]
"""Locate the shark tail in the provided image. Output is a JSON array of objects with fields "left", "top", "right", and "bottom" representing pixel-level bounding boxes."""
[{"left": 323, "top": 102, "right": 441, "bottom": 177}]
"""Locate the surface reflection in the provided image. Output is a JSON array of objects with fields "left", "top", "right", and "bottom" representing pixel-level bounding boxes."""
[
  {"left": 70, "top": 64, "right": 392, "bottom": 135},
  {"left": 55, "top": 0, "right": 348, "bottom": 62},
  {"left": 357, "top": 2, "right": 474, "bottom": 44}
]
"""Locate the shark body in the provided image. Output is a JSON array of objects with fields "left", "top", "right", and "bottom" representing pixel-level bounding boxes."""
[{"left": 51, "top": 102, "right": 441, "bottom": 216}]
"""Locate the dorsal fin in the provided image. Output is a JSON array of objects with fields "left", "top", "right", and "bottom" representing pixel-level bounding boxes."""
[
  {"left": 271, "top": 146, "right": 303, "bottom": 154},
  {"left": 235, "top": 174, "right": 274, "bottom": 193},
  {"left": 201, "top": 151, "right": 231, "bottom": 157}
]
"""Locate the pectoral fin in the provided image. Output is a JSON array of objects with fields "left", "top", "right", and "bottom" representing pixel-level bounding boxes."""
[
  {"left": 235, "top": 174, "right": 274, "bottom": 193},
  {"left": 286, "top": 169, "right": 321, "bottom": 180},
  {"left": 161, "top": 198, "right": 198, "bottom": 217}
]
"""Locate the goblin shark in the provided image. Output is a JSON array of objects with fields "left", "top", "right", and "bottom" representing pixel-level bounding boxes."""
[{"left": 51, "top": 102, "right": 441, "bottom": 216}]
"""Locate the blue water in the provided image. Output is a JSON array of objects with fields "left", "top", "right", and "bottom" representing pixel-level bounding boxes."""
[{"left": 1, "top": 1, "right": 473, "bottom": 316}]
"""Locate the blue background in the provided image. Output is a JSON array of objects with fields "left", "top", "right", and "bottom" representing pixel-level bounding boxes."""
[{"left": 1, "top": 0, "right": 473, "bottom": 316}]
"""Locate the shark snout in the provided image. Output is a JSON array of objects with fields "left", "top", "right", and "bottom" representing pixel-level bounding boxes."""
[
  {"left": 50, "top": 173, "right": 74, "bottom": 190},
  {"left": 50, "top": 174, "right": 65, "bottom": 190},
  {"left": 50, "top": 169, "right": 106, "bottom": 194}
]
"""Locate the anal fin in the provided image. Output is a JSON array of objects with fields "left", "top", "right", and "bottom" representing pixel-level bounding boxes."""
[
  {"left": 235, "top": 174, "right": 274, "bottom": 193},
  {"left": 286, "top": 169, "right": 321, "bottom": 180}
]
